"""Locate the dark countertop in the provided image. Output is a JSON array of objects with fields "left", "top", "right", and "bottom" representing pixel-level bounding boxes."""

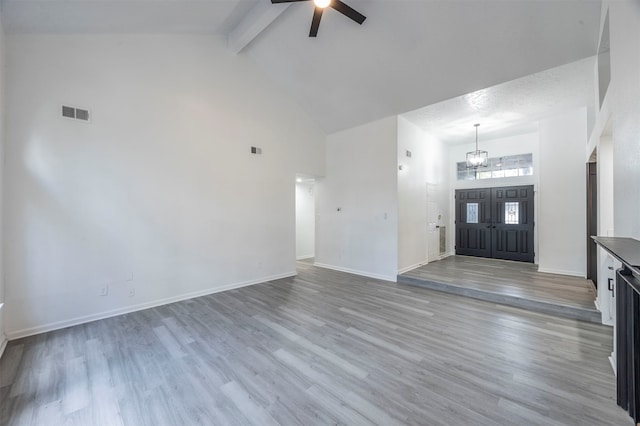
[{"left": 592, "top": 236, "right": 640, "bottom": 277}]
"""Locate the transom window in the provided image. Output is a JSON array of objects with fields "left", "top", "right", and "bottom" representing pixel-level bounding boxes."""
[{"left": 457, "top": 153, "right": 533, "bottom": 181}]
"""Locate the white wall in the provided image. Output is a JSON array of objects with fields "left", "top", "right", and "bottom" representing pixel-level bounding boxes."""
[
  {"left": 295, "top": 182, "right": 315, "bottom": 260},
  {"left": 315, "top": 116, "right": 398, "bottom": 281},
  {"left": 598, "top": 135, "right": 614, "bottom": 238},
  {"left": 4, "top": 34, "right": 325, "bottom": 338},
  {"left": 397, "top": 118, "right": 427, "bottom": 272},
  {"left": 397, "top": 117, "right": 449, "bottom": 273},
  {"left": 0, "top": 10, "right": 6, "bottom": 354},
  {"left": 608, "top": 1, "right": 640, "bottom": 239},
  {"left": 538, "top": 108, "right": 588, "bottom": 277},
  {"left": 597, "top": 134, "right": 615, "bottom": 324}
]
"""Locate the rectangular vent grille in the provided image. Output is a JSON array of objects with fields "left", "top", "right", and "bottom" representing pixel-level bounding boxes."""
[
  {"left": 62, "top": 105, "right": 91, "bottom": 122},
  {"left": 62, "top": 105, "right": 75, "bottom": 118},
  {"left": 439, "top": 226, "right": 446, "bottom": 254},
  {"left": 75, "top": 108, "right": 90, "bottom": 121}
]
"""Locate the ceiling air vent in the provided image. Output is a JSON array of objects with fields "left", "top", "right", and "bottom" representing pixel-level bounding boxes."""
[{"left": 62, "top": 105, "right": 91, "bottom": 123}]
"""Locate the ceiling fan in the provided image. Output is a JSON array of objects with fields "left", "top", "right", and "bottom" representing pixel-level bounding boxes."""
[{"left": 271, "top": 0, "right": 366, "bottom": 37}]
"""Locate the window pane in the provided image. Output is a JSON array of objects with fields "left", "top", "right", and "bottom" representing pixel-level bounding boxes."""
[
  {"left": 467, "top": 203, "right": 479, "bottom": 223},
  {"left": 519, "top": 167, "right": 533, "bottom": 176},
  {"left": 456, "top": 153, "right": 533, "bottom": 181},
  {"left": 505, "top": 202, "right": 519, "bottom": 224}
]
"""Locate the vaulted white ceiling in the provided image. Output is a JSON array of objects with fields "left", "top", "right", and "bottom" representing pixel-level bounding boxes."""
[
  {"left": 0, "top": 0, "right": 602, "bottom": 135},
  {"left": 0, "top": 0, "right": 259, "bottom": 34},
  {"left": 243, "top": 0, "right": 601, "bottom": 134}
]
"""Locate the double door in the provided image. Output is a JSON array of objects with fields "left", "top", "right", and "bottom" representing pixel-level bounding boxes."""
[{"left": 455, "top": 185, "right": 534, "bottom": 262}]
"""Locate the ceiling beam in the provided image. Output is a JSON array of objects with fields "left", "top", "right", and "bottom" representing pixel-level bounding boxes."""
[{"left": 227, "top": 1, "right": 291, "bottom": 54}]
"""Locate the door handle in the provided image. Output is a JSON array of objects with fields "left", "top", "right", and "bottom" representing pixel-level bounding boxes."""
[{"left": 608, "top": 278, "right": 614, "bottom": 297}]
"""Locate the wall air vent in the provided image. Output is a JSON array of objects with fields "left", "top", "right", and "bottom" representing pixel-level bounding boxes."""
[
  {"left": 62, "top": 105, "right": 91, "bottom": 123},
  {"left": 75, "top": 108, "right": 90, "bottom": 121},
  {"left": 62, "top": 105, "right": 75, "bottom": 119}
]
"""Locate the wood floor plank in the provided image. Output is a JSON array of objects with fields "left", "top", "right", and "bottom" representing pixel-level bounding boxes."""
[
  {"left": 0, "top": 261, "right": 632, "bottom": 425},
  {"left": 401, "top": 255, "right": 597, "bottom": 309}
]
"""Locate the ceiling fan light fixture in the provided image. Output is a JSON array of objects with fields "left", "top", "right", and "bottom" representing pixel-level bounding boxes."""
[{"left": 271, "top": 0, "right": 364, "bottom": 37}]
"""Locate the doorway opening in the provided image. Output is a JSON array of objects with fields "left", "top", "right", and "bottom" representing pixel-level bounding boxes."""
[
  {"left": 295, "top": 176, "right": 315, "bottom": 262},
  {"left": 455, "top": 185, "right": 535, "bottom": 262},
  {"left": 426, "top": 184, "right": 443, "bottom": 263}
]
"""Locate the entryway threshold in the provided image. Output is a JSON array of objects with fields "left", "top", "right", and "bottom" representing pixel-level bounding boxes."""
[{"left": 397, "top": 274, "right": 601, "bottom": 323}]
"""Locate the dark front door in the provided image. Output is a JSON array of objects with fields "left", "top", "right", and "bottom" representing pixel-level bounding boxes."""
[
  {"left": 455, "top": 188, "right": 492, "bottom": 258},
  {"left": 456, "top": 185, "right": 535, "bottom": 263}
]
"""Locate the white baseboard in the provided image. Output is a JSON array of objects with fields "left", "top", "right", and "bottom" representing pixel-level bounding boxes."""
[
  {"left": 398, "top": 260, "right": 429, "bottom": 275},
  {"left": 0, "top": 303, "right": 6, "bottom": 359},
  {"left": 0, "top": 335, "right": 6, "bottom": 360},
  {"left": 609, "top": 354, "right": 616, "bottom": 375},
  {"left": 296, "top": 255, "right": 314, "bottom": 260},
  {"left": 313, "top": 262, "right": 396, "bottom": 283},
  {"left": 536, "top": 267, "right": 586, "bottom": 278},
  {"left": 6, "top": 271, "right": 296, "bottom": 341}
]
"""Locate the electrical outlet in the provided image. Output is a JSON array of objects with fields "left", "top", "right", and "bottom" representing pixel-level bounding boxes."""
[
  {"left": 128, "top": 286, "right": 135, "bottom": 298},
  {"left": 99, "top": 285, "right": 108, "bottom": 296}
]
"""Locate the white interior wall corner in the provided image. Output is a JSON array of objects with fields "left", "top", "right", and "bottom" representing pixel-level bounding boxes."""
[
  {"left": 397, "top": 117, "right": 450, "bottom": 272},
  {"left": 3, "top": 34, "right": 324, "bottom": 336},
  {"left": 315, "top": 116, "right": 398, "bottom": 280},
  {"left": 537, "top": 107, "right": 588, "bottom": 277},
  {"left": 609, "top": 1, "right": 640, "bottom": 239}
]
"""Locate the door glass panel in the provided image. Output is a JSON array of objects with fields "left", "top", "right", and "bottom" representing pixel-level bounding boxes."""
[
  {"left": 505, "top": 202, "right": 519, "bottom": 224},
  {"left": 466, "top": 203, "right": 479, "bottom": 223}
]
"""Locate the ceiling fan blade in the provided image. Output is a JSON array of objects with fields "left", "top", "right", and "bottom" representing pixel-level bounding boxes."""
[
  {"left": 331, "top": 0, "right": 366, "bottom": 24},
  {"left": 309, "top": 7, "right": 323, "bottom": 37},
  {"left": 271, "top": 0, "right": 309, "bottom": 3}
]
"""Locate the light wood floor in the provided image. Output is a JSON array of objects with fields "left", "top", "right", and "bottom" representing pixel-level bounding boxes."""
[
  {"left": 401, "top": 256, "right": 597, "bottom": 310},
  {"left": 0, "top": 262, "right": 630, "bottom": 425}
]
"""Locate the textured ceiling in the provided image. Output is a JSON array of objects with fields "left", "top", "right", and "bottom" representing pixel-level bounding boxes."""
[
  {"left": 401, "top": 57, "right": 596, "bottom": 144},
  {"left": 0, "top": 0, "right": 602, "bottom": 135}
]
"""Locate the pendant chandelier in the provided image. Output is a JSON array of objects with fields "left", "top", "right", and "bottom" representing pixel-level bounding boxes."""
[{"left": 466, "top": 123, "right": 488, "bottom": 168}]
